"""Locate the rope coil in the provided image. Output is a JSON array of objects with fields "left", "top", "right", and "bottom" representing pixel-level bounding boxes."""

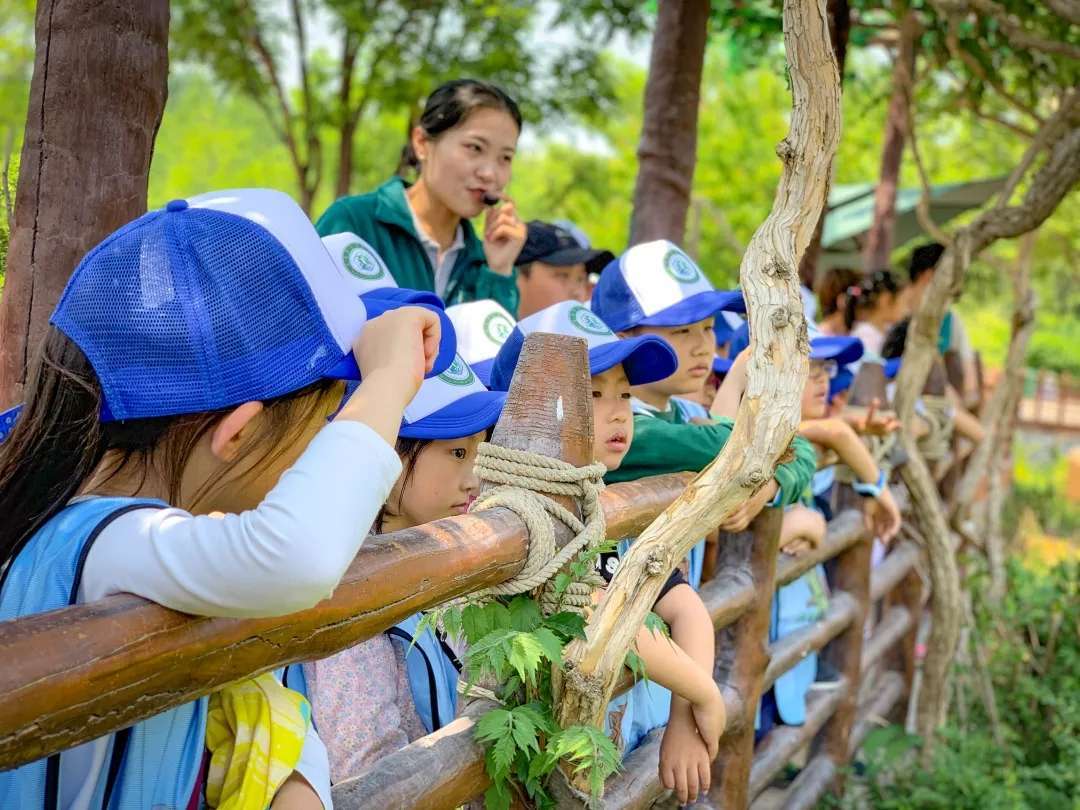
[
  {"left": 467, "top": 442, "right": 607, "bottom": 614},
  {"left": 917, "top": 395, "right": 954, "bottom": 461}
]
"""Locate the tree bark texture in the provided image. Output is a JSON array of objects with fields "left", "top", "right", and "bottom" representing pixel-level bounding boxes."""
[
  {"left": 950, "top": 231, "right": 1036, "bottom": 527},
  {"left": 0, "top": 0, "right": 169, "bottom": 409},
  {"left": 798, "top": 0, "right": 851, "bottom": 289},
  {"left": 556, "top": 0, "right": 842, "bottom": 794},
  {"left": 861, "top": 8, "right": 918, "bottom": 273},
  {"left": 627, "top": 0, "right": 710, "bottom": 247},
  {"left": 893, "top": 103, "right": 1080, "bottom": 754}
]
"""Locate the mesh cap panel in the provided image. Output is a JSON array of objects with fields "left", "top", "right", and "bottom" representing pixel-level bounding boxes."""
[{"left": 51, "top": 206, "right": 346, "bottom": 421}]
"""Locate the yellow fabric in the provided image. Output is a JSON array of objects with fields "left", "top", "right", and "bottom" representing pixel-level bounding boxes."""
[{"left": 205, "top": 672, "right": 311, "bottom": 810}]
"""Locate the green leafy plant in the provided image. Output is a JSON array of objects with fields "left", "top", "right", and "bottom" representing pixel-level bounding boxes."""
[
  {"left": 825, "top": 559, "right": 1079, "bottom": 809},
  {"left": 420, "top": 540, "right": 671, "bottom": 809}
]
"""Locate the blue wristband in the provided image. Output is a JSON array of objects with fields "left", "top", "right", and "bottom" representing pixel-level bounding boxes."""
[
  {"left": 768, "top": 485, "right": 784, "bottom": 507},
  {"left": 852, "top": 469, "right": 887, "bottom": 499}
]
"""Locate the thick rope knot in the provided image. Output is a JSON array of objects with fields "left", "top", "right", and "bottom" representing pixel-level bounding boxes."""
[
  {"left": 467, "top": 442, "right": 607, "bottom": 614},
  {"left": 917, "top": 395, "right": 954, "bottom": 461},
  {"left": 834, "top": 431, "right": 900, "bottom": 484}
]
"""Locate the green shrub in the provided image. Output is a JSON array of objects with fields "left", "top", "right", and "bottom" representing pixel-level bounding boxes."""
[{"left": 824, "top": 559, "right": 1080, "bottom": 809}]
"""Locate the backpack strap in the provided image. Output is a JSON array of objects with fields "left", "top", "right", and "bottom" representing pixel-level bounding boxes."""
[
  {"left": 43, "top": 502, "right": 165, "bottom": 810},
  {"left": 386, "top": 627, "right": 443, "bottom": 733}
]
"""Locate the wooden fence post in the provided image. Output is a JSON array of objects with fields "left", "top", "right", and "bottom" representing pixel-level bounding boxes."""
[
  {"left": 808, "top": 519, "right": 870, "bottom": 792},
  {"left": 709, "top": 508, "right": 783, "bottom": 807}
]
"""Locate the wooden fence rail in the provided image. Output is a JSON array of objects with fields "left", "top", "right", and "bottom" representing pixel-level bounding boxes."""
[{"left": 0, "top": 335, "right": 937, "bottom": 810}]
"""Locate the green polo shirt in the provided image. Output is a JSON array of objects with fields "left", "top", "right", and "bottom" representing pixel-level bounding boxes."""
[
  {"left": 605, "top": 406, "right": 817, "bottom": 507},
  {"left": 315, "top": 176, "right": 520, "bottom": 315}
]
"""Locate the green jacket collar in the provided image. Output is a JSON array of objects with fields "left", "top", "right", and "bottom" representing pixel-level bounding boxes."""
[{"left": 373, "top": 176, "right": 487, "bottom": 265}]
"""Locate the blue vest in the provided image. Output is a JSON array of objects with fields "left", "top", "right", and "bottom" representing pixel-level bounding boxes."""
[
  {"left": 0, "top": 497, "right": 207, "bottom": 810},
  {"left": 770, "top": 565, "right": 828, "bottom": 725},
  {"left": 387, "top": 613, "right": 460, "bottom": 734}
]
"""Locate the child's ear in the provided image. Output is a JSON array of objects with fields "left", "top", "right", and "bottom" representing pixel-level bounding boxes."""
[{"left": 209, "top": 401, "right": 265, "bottom": 462}]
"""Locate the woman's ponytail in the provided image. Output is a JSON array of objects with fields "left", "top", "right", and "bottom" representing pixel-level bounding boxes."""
[
  {"left": 843, "top": 284, "right": 863, "bottom": 331},
  {"left": 0, "top": 330, "right": 108, "bottom": 569}
]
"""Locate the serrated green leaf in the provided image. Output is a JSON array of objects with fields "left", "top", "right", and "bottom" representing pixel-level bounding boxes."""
[
  {"left": 489, "top": 733, "right": 517, "bottom": 780},
  {"left": 625, "top": 649, "right": 647, "bottom": 682},
  {"left": 531, "top": 626, "right": 566, "bottom": 666},
  {"left": 508, "top": 595, "right": 542, "bottom": 631},
  {"left": 484, "top": 781, "right": 511, "bottom": 810},
  {"left": 644, "top": 611, "right": 670, "bottom": 638},
  {"left": 553, "top": 572, "right": 572, "bottom": 595},
  {"left": 508, "top": 632, "right": 545, "bottom": 684},
  {"left": 544, "top": 610, "right": 587, "bottom": 641},
  {"left": 509, "top": 709, "right": 539, "bottom": 754},
  {"left": 516, "top": 701, "right": 558, "bottom": 735},
  {"left": 475, "top": 707, "right": 512, "bottom": 742}
]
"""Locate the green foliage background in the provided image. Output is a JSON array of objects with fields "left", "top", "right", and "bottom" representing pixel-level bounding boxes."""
[{"left": 824, "top": 559, "right": 1079, "bottom": 809}]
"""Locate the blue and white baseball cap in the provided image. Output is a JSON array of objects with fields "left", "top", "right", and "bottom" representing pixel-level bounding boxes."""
[
  {"left": 488, "top": 301, "right": 678, "bottom": 392},
  {"left": 810, "top": 334, "right": 864, "bottom": 366},
  {"left": 0, "top": 404, "right": 20, "bottom": 444},
  {"left": 50, "top": 189, "right": 448, "bottom": 422},
  {"left": 591, "top": 240, "right": 744, "bottom": 332},
  {"left": 713, "top": 356, "right": 733, "bottom": 375},
  {"left": 829, "top": 368, "right": 854, "bottom": 402},
  {"left": 445, "top": 300, "right": 516, "bottom": 387},
  {"left": 399, "top": 354, "right": 506, "bottom": 440},
  {"left": 321, "top": 230, "right": 457, "bottom": 374}
]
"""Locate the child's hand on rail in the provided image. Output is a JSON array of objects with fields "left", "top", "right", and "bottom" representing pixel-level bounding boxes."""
[
  {"left": 660, "top": 699, "right": 713, "bottom": 804},
  {"left": 690, "top": 682, "right": 725, "bottom": 761},
  {"left": 719, "top": 479, "right": 778, "bottom": 532}
]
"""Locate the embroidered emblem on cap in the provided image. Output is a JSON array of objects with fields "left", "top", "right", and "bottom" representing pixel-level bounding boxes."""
[
  {"left": 439, "top": 354, "right": 476, "bottom": 387},
  {"left": 663, "top": 248, "right": 701, "bottom": 284},
  {"left": 342, "top": 242, "right": 385, "bottom": 280},
  {"left": 568, "top": 304, "right": 613, "bottom": 337},
  {"left": 483, "top": 311, "right": 514, "bottom": 345}
]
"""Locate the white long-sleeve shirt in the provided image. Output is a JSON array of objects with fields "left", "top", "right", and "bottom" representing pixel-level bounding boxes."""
[{"left": 58, "top": 420, "right": 402, "bottom": 810}]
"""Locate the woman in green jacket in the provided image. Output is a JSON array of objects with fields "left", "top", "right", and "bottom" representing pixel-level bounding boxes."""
[{"left": 316, "top": 79, "right": 527, "bottom": 315}]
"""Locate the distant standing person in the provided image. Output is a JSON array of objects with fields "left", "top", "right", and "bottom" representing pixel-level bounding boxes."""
[
  {"left": 514, "top": 221, "right": 614, "bottom": 318},
  {"left": 317, "top": 80, "right": 527, "bottom": 315}
]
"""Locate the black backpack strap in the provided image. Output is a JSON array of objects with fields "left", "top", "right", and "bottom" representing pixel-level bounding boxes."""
[
  {"left": 386, "top": 627, "right": 442, "bottom": 733},
  {"left": 44, "top": 502, "right": 165, "bottom": 810}
]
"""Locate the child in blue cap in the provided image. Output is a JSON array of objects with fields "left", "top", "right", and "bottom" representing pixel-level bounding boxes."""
[
  {"left": 716, "top": 327, "right": 901, "bottom": 739},
  {"left": 591, "top": 240, "right": 818, "bottom": 529},
  {"left": 304, "top": 354, "right": 505, "bottom": 782},
  {"left": 0, "top": 189, "right": 444, "bottom": 809},
  {"left": 492, "top": 301, "right": 725, "bottom": 805}
]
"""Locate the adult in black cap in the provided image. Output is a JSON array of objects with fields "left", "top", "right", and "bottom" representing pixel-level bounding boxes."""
[{"left": 514, "top": 220, "right": 614, "bottom": 317}]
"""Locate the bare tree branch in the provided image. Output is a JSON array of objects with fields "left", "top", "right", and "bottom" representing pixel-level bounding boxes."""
[
  {"left": 941, "top": 26, "right": 1045, "bottom": 126},
  {"left": 1, "top": 127, "right": 14, "bottom": 236},
  {"left": 950, "top": 230, "right": 1036, "bottom": 525},
  {"left": 899, "top": 62, "right": 952, "bottom": 246},
  {"left": 964, "top": 0, "right": 1080, "bottom": 61},
  {"left": 1045, "top": 0, "right": 1080, "bottom": 24},
  {"left": 960, "top": 95, "right": 1037, "bottom": 140},
  {"left": 996, "top": 89, "right": 1080, "bottom": 209}
]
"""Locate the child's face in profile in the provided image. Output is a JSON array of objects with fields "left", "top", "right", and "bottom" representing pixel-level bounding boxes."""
[
  {"left": 591, "top": 364, "right": 633, "bottom": 471},
  {"left": 390, "top": 430, "right": 487, "bottom": 529},
  {"left": 801, "top": 360, "right": 833, "bottom": 420},
  {"left": 625, "top": 317, "right": 714, "bottom": 398}
]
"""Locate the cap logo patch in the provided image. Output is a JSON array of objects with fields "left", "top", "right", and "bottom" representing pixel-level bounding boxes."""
[
  {"left": 342, "top": 242, "right": 385, "bottom": 280},
  {"left": 663, "top": 248, "right": 701, "bottom": 284},
  {"left": 568, "top": 305, "right": 613, "bottom": 337},
  {"left": 439, "top": 354, "right": 476, "bottom": 387},
  {"left": 483, "top": 311, "right": 514, "bottom": 345}
]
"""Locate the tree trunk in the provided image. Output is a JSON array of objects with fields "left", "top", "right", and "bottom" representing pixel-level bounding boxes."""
[
  {"left": 893, "top": 108, "right": 1080, "bottom": 755},
  {"left": 861, "top": 8, "right": 918, "bottom": 272},
  {"left": 556, "top": 0, "right": 842, "bottom": 795},
  {"left": 798, "top": 0, "right": 851, "bottom": 290},
  {"left": 627, "top": 0, "right": 710, "bottom": 247},
  {"left": 0, "top": 0, "right": 169, "bottom": 408},
  {"left": 950, "top": 231, "right": 1036, "bottom": 527}
]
